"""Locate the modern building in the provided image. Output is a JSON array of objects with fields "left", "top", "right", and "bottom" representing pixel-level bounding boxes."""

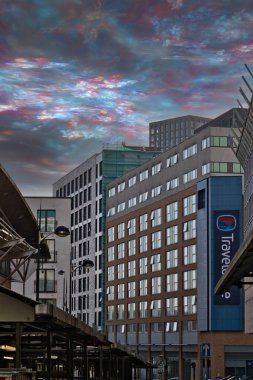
[
  {"left": 215, "top": 66, "right": 253, "bottom": 366},
  {"left": 105, "top": 110, "right": 253, "bottom": 380},
  {"left": 149, "top": 115, "right": 210, "bottom": 150},
  {"left": 12, "top": 196, "right": 72, "bottom": 310},
  {"left": 53, "top": 144, "right": 161, "bottom": 332}
]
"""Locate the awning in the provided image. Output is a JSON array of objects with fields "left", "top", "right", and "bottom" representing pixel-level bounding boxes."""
[{"left": 215, "top": 227, "right": 253, "bottom": 294}]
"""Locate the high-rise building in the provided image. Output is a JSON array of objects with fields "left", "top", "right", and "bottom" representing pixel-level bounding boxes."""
[
  {"left": 149, "top": 115, "right": 211, "bottom": 150},
  {"left": 105, "top": 110, "right": 252, "bottom": 380},
  {"left": 53, "top": 144, "right": 161, "bottom": 331}
]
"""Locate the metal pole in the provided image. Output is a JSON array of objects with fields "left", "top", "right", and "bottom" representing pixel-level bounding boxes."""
[{"left": 36, "top": 254, "right": 40, "bottom": 301}]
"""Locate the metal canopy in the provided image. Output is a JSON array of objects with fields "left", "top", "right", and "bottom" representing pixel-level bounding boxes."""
[{"left": 215, "top": 227, "right": 253, "bottom": 294}]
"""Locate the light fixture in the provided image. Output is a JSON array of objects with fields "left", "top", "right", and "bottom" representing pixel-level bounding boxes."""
[{"left": 54, "top": 226, "right": 70, "bottom": 237}]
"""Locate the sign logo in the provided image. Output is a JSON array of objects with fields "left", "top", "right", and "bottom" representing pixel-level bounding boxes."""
[{"left": 216, "top": 215, "right": 236, "bottom": 232}]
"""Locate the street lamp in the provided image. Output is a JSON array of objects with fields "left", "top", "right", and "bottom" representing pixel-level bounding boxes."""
[
  {"left": 35, "top": 226, "right": 70, "bottom": 302},
  {"left": 70, "top": 259, "right": 94, "bottom": 314}
]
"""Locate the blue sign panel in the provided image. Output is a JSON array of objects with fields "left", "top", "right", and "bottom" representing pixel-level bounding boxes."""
[
  {"left": 214, "top": 210, "right": 240, "bottom": 305},
  {"left": 201, "top": 343, "right": 210, "bottom": 357}
]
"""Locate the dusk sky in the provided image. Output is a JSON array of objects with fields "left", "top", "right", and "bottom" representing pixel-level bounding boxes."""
[{"left": 1, "top": 0, "right": 253, "bottom": 195}]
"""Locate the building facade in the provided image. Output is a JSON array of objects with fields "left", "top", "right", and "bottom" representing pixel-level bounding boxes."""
[
  {"left": 149, "top": 115, "right": 210, "bottom": 150},
  {"left": 105, "top": 113, "right": 252, "bottom": 380},
  {"left": 53, "top": 145, "right": 160, "bottom": 332},
  {"left": 12, "top": 196, "right": 72, "bottom": 310}
]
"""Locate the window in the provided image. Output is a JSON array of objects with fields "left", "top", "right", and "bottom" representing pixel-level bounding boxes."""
[
  {"left": 183, "top": 143, "right": 197, "bottom": 159},
  {"left": 107, "top": 285, "right": 114, "bottom": 301},
  {"left": 183, "top": 295, "right": 197, "bottom": 315},
  {"left": 166, "top": 321, "right": 178, "bottom": 332},
  {"left": 151, "top": 276, "right": 161, "bottom": 294},
  {"left": 139, "top": 301, "right": 148, "bottom": 318},
  {"left": 127, "top": 218, "right": 136, "bottom": 235},
  {"left": 139, "top": 257, "right": 148, "bottom": 274},
  {"left": 128, "top": 197, "right": 137, "bottom": 208},
  {"left": 152, "top": 231, "right": 162, "bottom": 249},
  {"left": 183, "top": 245, "right": 196, "bottom": 265},
  {"left": 151, "top": 254, "right": 161, "bottom": 272},
  {"left": 140, "top": 235, "right": 148, "bottom": 254},
  {"left": 198, "top": 189, "right": 205, "bottom": 209},
  {"left": 166, "top": 273, "right": 178, "bottom": 292},
  {"left": 211, "top": 162, "right": 228, "bottom": 173},
  {"left": 128, "top": 175, "right": 136, "bottom": 187},
  {"left": 202, "top": 136, "right": 229, "bottom": 150},
  {"left": 108, "top": 227, "right": 115, "bottom": 243},
  {"left": 167, "top": 177, "right": 179, "bottom": 190},
  {"left": 140, "top": 169, "right": 149, "bottom": 181},
  {"left": 39, "top": 269, "right": 55, "bottom": 292},
  {"left": 183, "top": 169, "right": 197, "bottom": 184},
  {"left": 107, "top": 246, "right": 115, "bottom": 262},
  {"left": 151, "top": 299, "right": 161, "bottom": 317},
  {"left": 108, "top": 266, "right": 114, "bottom": 281},
  {"left": 107, "top": 207, "right": 116, "bottom": 216},
  {"left": 166, "top": 202, "right": 178, "bottom": 222},
  {"left": 233, "top": 163, "right": 243, "bottom": 173},
  {"left": 166, "top": 249, "right": 178, "bottom": 269},
  {"left": 46, "top": 239, "right": 56, "bottom": 262},
  {"left": 117, "top": 284, "right": 125, "bottom": 299},
  {"left": 128, "top": 260, "right": 136, "bottom": 277},
  {"left": 139, "top": 192, "right": 148, "bottom": 203},
  {"left": 151, "top": 185, "right": 162, "bottom": 197},
  {"left": 167, "top": 153, "right": 178, "bottom": 167},
  {"left": 117, "top": 304, "right": 124, "bottom": 320},
  {"left": 109, "top": 187, "right": 115, "bottom": 197},
  {"left": 139, "top": 214, "right": 148, "bottom": 231},
  {"left": 166, "top": 297, "right": 178, "bottom": 316},
  {"left": 166, "top": 225, "right": 178, "bottom": 245},
  {"left": 128, "top": 281, "right": 136, "bottom": 298},
  {"left": 107, "top": 305, "right": 114, "bottom": 320},
  {"left": 127, "top": 303, "right": 136, "bottom": 319},
  {"left": 139, "top": 279, "right": 148, "bottom": 296},
  {"left": 183, "top": 270, "right": 197, "bottom": 290},
  {"left": 117, "top": 243, "right": 125, "bottom": 259},
  {"left": 128, "top": 239, "right": 136, "bottom": 256},
  {"left": 117, "top": 263, "right": 125, "bottom": 279},
  {"left": 117, "top": 202, "right": 125, "bottom": 212},
  {"left": 183, "top": 220, "right": 196, "bottom": 240},
  {"left": 151, "top": 208, "right": 162, "bottom": 227},
  {"left": 202, "top": 163, "right": 210, "bottom": 175},
  {"left": 117, "top": 223, "right": 125, "bottom": 239},
  {"left": 118, "top": 182, "right": 125, "bottom": 192},
  {"left": 37, "top": 210, "right": 56, "bottom": 232},
  {"left": 151, "top": 162, "right": 162, "bottom": 175},
  {"left": 183, "top": 194, "right": 196, "bottom": 216}
]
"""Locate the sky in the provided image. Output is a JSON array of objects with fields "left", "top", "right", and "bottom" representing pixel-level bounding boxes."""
[{"left": 0, "top": 0, "right": 253, "bottom": 195}]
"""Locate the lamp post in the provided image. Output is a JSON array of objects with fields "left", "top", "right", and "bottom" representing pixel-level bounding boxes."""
[
  {"left": 70, "top": 259, "right": 94, "bottom": 314},
  {"left": 35, "top": 225, "right": 70, "bottom": 302}
]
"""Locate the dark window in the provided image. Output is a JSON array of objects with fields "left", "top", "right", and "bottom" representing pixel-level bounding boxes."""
[
  {"left": 88, "top": 168, "right": 92, "bottom": 183},
  {"left": 79, "top": 174, "right": 83, "bottom": 188},
  {"left": 84, "top": 171, "right": 87, "bottom": 186},
  {"left": 198, "top": 189, "right": 205, "bottom": 209},
  {"left": 38, "top": 269, "right": 55, "bottom": 292},
  {"left": 71, "top": 180, "right": 74, "bottom": 193},
  {"left": 37, "top": 210, "right": 56, "bottom": 232}
]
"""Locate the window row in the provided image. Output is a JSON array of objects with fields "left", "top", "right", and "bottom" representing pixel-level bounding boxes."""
[
  {"left": 107, "top": 295, "right": 197, "bottom": 320},
  {"left": 107, "top": 319, "right": 197, "bottom": 333}
]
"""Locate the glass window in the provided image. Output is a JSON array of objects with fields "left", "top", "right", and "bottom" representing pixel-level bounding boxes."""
[
  {"left": 117, "top": 243, "right": 125, "bottom": 259},
  {"left": 183, "top": 194, "right": 196, "bottom": 216},
  {"left": 108, "top": 187, "right": 115, "bottom": 197},
  {"left": 139, "top": 279, "right": 148, "bottom": 296},
  {"left": 108, "top": 227, "right": 115, "bottom": 243},
  {"left": 139, "top": 257, "right": 148, "bottom": 274},
  {"left": 202, "top": 163, "right": 210, "bottom": 175},
  {"left": 139, "top": 214, "right": 148, "bottom": 231},
  {"left": 128, "top": 281, "right": 136, "bottom": 298},
  {"left": 151, "top": 162, "right": 162, "bottom": 175},
  {"left": 166, "top": 225, "right": 178, "bottom": 245},
  {"left": 140, "top": 169, "right": 149, "bottom": 181},
  {"left": 151, "top": 254, "right": 161, "bottom": 272},
  {"left": 151, "top": 208, "right": 162, "bottom": 227},
  {"left": 117, "top": 283, "right": 125, "bottom": 299},
  {"left": 183, "top": 169, "right": 197, "bottom": 184},
  {"left": 46, "top": 239, "right": 56, "bottom": 262},
  {"left": 117, "top": 223, "right": 125, "bottom": 239},
  {"left": 128, "top": 239, "right": 136, "bottom": 256},
  {"left": 108, "top": 266, "right": 114, "bottom": 281},
  {"left": 117, "top": 202, "right": 125, "bottom": 212},
  {"left": 166, "top": 273, "right": 178, "bottom": 292},
  {"left": 183, "top": 295, "right": 197, "bottom": 315},
  {"left": 37, "top": 210, "right": 56, "bottom": 232},
  {"left": 151, "top": 185, "right": 162, "bottom": 198},
  {"left": 107, "top": 207, "right": 116, "bottom": 217},
  {"left": 127, "top": 303, "right": 136, "bottom": 319},
  {"left": 128, "top": 260, "right": 136, "bottom": 277},
  {"left": 167, "top": 177, "right": 179, "bottom": 190},
  {"left": 166, "top": 297, "right": 178, "bottom": 316},
  {"left": 183, "top": 270, "right": 197, "bottom": 290},
  {"left": 107, "top": 305, "right": 114, "bottom": 320},
  {"left": 39, "top": 269, "right": 55, "bottom": 292},
  {"left": 183, "top": 144, "right": 197, "bottom": 159},
  {"left": 139, "top": 192, "right": 148, "bottom": 203},
  {"left": 166, "top": 202, "right": 178, "bottom": 222},
  {"left": 152, "top": 231, "right": 162, "bottom": 249},
  {"left": 128, "top": 197, "right": 137, "bottom": 208},
  {"left": 183, "top": 220, "right": 196, "bottom": 240},
  {"left": 107, "top": 285, "right": 114, "bottom": 301},
  {"left": 128, "top": 176, "right": 137, "bottom": 187},
  {"left": 139, "top": 301, "right": 148, "bottom": 318},
  {"left": 166, "top": 321, "right": 178, "bottom": 332},
  {"left": 118, "top": 182, "right": 125, "bottom": 192},
  {"left": 151, "top": 276, "right": 161, "bottom": 294},
  {"left": 107, "top": 246, "right": 115, "bottom": 262},
  {"left": 139, "top": 235, "right": 148, "bottom": 253},
  {"left": 151, "top": 299, "right": 161, "bottom": 317},
  {"left": 127, "top": 218, "right": 136, "bottom": 235},
  {"left": 167, "top": 153, "right": 178, "bottom": 167},
  {"left": 183, "top": 244, "right": 196, "bottom": 265},
  {"left": 117, "top": 263, "right": 125, "bottom": 279},
  {"left": 166, "top": 249, "right": 178, "bottom": 269},
  {"left": 117, "top": 304, "right": 125, "bottom": 320}
]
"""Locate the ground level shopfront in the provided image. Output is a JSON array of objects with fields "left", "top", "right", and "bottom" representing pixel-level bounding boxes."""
[{"left": 0, "top": 286, "right": 147, "bottom": 380}]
